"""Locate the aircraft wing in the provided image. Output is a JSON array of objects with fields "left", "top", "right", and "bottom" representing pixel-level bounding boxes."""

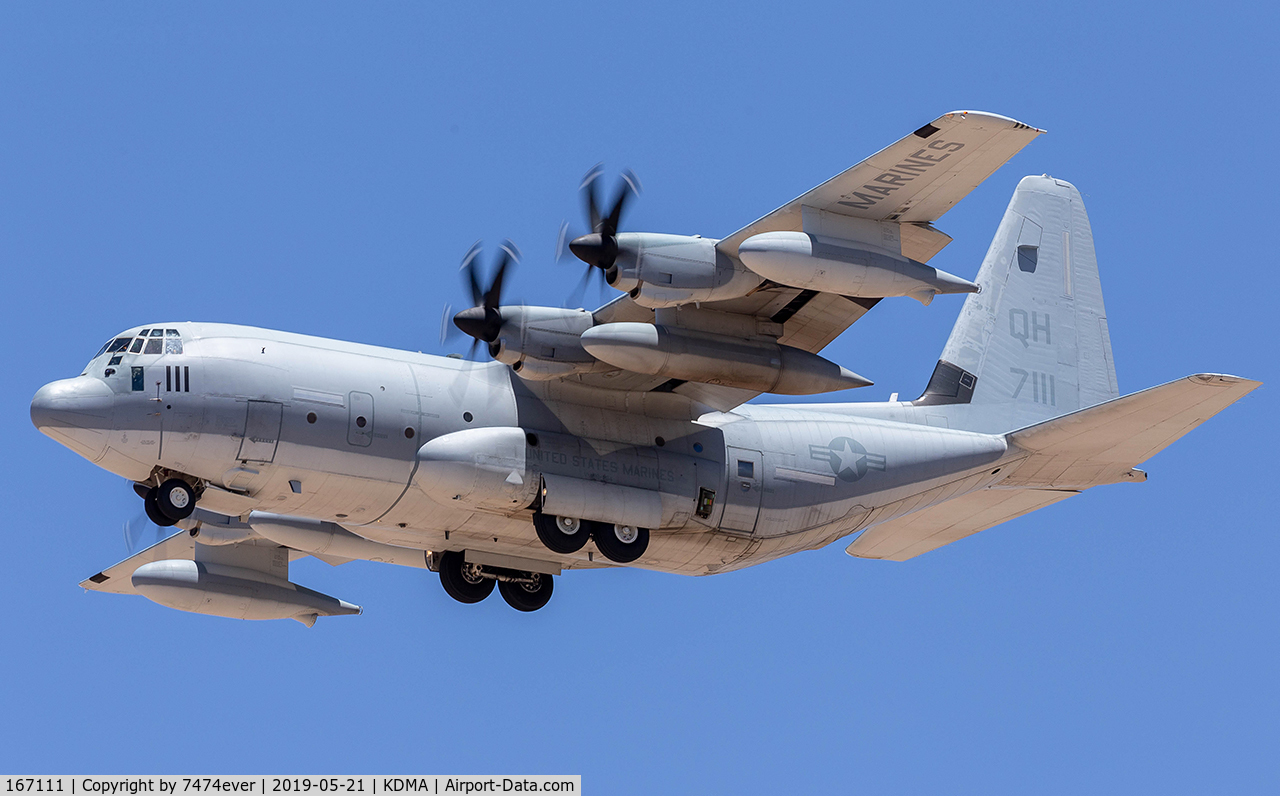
[
  {"left": 547, "top": 112, "right": 1040, "bottom": 413},
  {"left": 717, "top": 110, "right": 1043, "bottom": 260}
]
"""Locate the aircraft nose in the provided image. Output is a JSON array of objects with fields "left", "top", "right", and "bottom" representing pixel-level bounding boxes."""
[{"left": 31, "top": 376, "right": 115, "bottom": 461}]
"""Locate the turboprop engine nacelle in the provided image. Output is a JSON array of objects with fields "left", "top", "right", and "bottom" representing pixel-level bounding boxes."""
[
  {"left": 580, "top": 322, "right": 872, "bottom": 395},
  {"left": 738, "top": 231, "right": 979, "bottom": 306},
  {"left": 131, "top": 559, "right": 361, "bottom": 627},
  {"left": 415, "top": 426, "right": 539, "bottom": 513},
  {"left": 607, "top": 233, "right": 762, "bottom": 309},
  {"left": 488, "top": 306, "right": 610, "bottom": 380}
]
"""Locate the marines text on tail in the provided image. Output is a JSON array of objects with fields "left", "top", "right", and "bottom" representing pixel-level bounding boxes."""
[{"left": 32, "top": 111, "right": 1260, "bottom": 624}]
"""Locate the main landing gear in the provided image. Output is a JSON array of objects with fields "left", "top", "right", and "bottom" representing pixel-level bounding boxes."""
[
  {"left": 436, "top": 551, "right": 554, "bottom": 612},
  {"left": 135, "top": 477, "right": 199, "bottom": 527},
  {"left": 533, "top": 511, "right": 649, "bottom": 563}
]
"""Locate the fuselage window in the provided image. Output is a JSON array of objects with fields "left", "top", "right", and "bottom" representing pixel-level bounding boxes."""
[
  {"left": 737, "top": 460, "right": 754, "bottom": 478},
  {"left": 131, "top": 367, "right": 145, "bottom": 392}
]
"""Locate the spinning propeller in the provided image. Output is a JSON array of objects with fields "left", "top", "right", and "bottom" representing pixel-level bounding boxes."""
[
  {"left": 556, "top": 165, "right": 641, "bottom": 306},
  {"left": 442, "top": 240, "right": 520, "bottom": 359}
]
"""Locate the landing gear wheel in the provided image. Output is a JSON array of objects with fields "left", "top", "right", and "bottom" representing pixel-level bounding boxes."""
[
  {"left": 438, "top": 551, "right": 495, "bottom": 604},
  {"left": 498, "top": 573, "right": 554, "bottom": 612},
  {"left": 591, "top": 522, "right": 649, "bottom": 564},
  {"left": 533, "top": 512, "right": 590, "bottom": 554},
  {"left": 155, "top": 478, "right": 196, "bottom": 521},
  {"left": 143, "top": 489, "right": 178, "bottom": 527}
]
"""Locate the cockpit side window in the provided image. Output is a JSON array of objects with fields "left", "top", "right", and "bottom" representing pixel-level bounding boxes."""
[
  {"left": 164, "top": 329, "right": 183, "bottom": 354},
  {"left": 144, "top": 337, "right": 163, "bottom": 354},
  {"left": 129, "top": 338, "right": 146, "bottom": 353},
  {"left": 106, "top": 337, "right": 132, "bottom": 354}
]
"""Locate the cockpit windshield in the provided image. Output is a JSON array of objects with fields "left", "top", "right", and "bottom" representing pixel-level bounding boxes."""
[{"left": 83, "top": 329, "right": 185, "bottom": 376}]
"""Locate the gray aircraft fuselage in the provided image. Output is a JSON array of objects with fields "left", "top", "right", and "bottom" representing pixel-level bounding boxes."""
[{"left": 35, "top": 321, "right": 1012, "bottom": 576}]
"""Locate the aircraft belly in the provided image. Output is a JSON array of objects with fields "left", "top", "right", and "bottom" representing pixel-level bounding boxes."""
[{"left": 354, "top": 489, "right": 764, "bottom": 575}]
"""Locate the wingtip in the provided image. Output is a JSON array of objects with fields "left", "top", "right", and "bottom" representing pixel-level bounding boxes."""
[
  {"left": 940, "top": 110, "right": 1045, "bottom": 134},
  {"left": 1187, "top": 373, "right": 1264, "bottom": 390}
]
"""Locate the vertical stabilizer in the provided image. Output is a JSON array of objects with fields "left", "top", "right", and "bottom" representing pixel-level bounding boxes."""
[{"left": 916, "top": 176, "right": 1118, "bottom": 432}]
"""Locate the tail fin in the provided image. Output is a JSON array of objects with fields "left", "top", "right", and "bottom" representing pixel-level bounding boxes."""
[{"left": 916, "top": 175, "right": 1118, "bottom": 433}]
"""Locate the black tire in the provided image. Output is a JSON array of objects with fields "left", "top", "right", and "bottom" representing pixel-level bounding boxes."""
[
  {"left": 591, "top": 522, "right": 650, "bottom": 564},
  {"left": 144, "top": 490, "right": 178, "bottom": 527},
  {"left": 533, "top": 512, "right": 590, "bottom": 554},
  {"left": 498, "top": 573, "right": 554, "bottom": 612},
  {"left": 155, "top": 478, "right": 196, "bottom": 521},
  {"left": 438, "top": 551, "right": 495, "bottom": 604}
]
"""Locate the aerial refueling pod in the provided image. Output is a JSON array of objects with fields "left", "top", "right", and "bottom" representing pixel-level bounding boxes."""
[
  {"left": 580, "top": 322, "right": 872, "bottom": 395},
  {"left": 737, "top": 231, "right": 979, "bottom": 305},
  {"left": 131, "top": 559, "right": 361, "bottom": 627}
]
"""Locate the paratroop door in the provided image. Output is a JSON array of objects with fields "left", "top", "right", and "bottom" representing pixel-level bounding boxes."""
[
  {"left": 237, "top": 401, "right": 283, "bottom": 463},
  {"left": 719, "top": 447, "right": 763, "bottom": 534}
]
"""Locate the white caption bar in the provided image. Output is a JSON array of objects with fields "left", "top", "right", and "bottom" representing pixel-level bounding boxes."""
[{"left": 1, "top": 778, "right": 580, "bottom": 796}]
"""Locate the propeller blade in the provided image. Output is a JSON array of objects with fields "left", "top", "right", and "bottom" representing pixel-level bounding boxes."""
[
  {"left": 123, "top": 510, "right": 163, "bottom": 554},
  {"left": 555, "top": 221, "right": 572, "bottom": 262},
  {"left": 564, "top": 266, "right": 595, "bottom": 309},
  {"left": 460, "top": 241, "right": 484, "bottom": 306},
  {"left": 605, "top": 168, "right": 640, "bottom": 236},
  {"left": 581, "top": 163, "right": 604, "bottom": 232},
  {"left": 439, "top": 303, "right": 457, "bottom": 345},
  {"left": 484, "top": 239, "right": 520, "bottom": 311}
]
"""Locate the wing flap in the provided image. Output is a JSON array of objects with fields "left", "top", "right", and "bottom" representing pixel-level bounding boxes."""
[{"left": 845, "top": 487, "right": 1078, "bottom": 562}]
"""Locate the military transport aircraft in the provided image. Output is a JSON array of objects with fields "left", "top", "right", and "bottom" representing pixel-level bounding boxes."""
[{"left": 31, "top": 111, "right": 1260, "bottom": 624}]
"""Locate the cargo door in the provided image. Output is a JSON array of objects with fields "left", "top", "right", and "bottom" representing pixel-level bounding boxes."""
[
  {"left": 237, "top": 400, "right": 283, "bottom": 463},
  {"left": 719, "top": 447, "right": 763, "bottom": 534}
]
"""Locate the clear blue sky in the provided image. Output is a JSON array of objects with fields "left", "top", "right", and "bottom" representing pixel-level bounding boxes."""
[{"left": 2, "top": 2, "right": 1276, "bottom": 792}]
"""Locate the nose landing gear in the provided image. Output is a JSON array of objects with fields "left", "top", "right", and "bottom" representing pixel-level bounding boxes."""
[{"left": 134, "top": 475, "right": 200, "bottom": 527}]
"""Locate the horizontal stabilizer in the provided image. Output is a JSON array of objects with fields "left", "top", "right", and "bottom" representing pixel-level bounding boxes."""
[
  {"left": 846, "top": 487, "right": 1078, "bottom": 561},
  {"left": 1002, "top": 373, "right": 1262, "bottom": 489}
]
